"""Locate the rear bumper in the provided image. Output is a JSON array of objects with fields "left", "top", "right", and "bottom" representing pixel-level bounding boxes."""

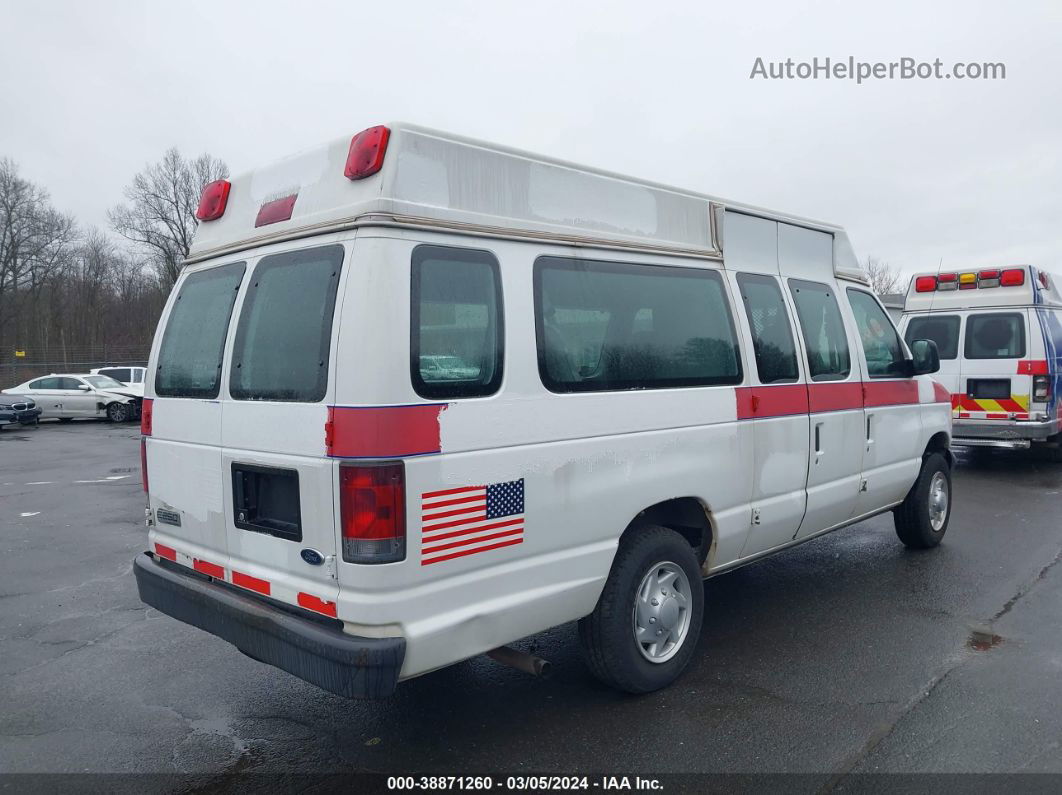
[
  {"left": 133, "top": 553, "right": 404, "bottom": 699},
  {"left": 953, "top": 417, "right": 1059, "bottom": 444}
]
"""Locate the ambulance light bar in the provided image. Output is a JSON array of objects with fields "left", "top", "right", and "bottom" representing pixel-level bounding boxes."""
[{"left": 914, "top": 268, "right": 1026, "bottom": 293}]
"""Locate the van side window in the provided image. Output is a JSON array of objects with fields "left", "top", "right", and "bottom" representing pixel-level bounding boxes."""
[
  {"left": 846, "top": 289, "right": 907, "bottom": 377},
  {"left": 904, "top": 315, "right": 960, "bottom": 360},
  {"left": 788, "top": 279, "right": 851, "bottom": 381},
  {"left": 965, "top": 313, "right": 1026, "bottom": 359},
  {"left": 230, "top": 246, "right": 343, "bottom": 403},
  {"left": 156, "top": 262, "right": 246, "bottom": 398},
  {"left": 411, "top": 245, "right": 503, "bottom": 399},
  {"left": 535, "top": 257, "right": 742, "bottom": 392},
  {"left": 736, "top": 273, "right": 799, "bottom": 383}
]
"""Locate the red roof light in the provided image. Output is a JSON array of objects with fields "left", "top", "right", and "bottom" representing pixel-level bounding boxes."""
[
  {"left": 344, "top": 125, "right": 390, "bottom": 180},
  {"left": 914, "top": 276, "right": 937, "bottom": 292},
  {"left": 195, "top": 180, "right": 231, "bottom": 221},
  {"left": 1000, "top": 268, "right": 1026, "bottom": 286}
]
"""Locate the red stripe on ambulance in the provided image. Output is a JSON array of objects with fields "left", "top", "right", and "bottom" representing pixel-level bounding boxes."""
[
  {"left": 326, "top": 404, "right": 447, "bottom": 457},
  {"left": 232, "top": 570, "right": 271, "bottom": 596},
  {"left": 297, "top": 593, "right": 338, "bottom": 617},
  {"left": 193, "top": 559, "right": 224, "bottom": 579},
  {"left": 154, "top": 543, "right": 176, "bottom": 562}
]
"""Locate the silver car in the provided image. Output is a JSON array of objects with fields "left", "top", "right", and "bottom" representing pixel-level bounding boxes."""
[{"left": 2, "top": 373, "right": 141, "bottom": 423}]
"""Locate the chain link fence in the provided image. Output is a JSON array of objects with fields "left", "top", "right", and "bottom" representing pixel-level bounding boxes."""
[{"left": 0, "top": 344, "right": 150, "bottom": 388}]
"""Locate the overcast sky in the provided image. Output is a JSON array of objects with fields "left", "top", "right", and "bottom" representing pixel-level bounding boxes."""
[{"left": 2, "top": 0, "right": 1060, "bottom": 282}]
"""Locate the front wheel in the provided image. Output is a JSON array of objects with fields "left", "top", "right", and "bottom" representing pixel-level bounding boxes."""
[
  {"left": 578, "top": 526, "right": 704, "bottom": 694},
  {"left": 106, "top": 402, "right": 130, "bottom": 423},
  {"left": 894, "top": 452, "right": 952, "bottom": 549}
]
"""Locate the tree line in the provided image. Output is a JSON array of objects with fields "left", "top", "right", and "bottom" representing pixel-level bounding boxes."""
[{"left": 0, "top": 150, "right": 226, "bottom": 384}]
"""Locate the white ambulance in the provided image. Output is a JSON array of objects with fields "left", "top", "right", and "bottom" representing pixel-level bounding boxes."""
[
  {"left": 134, "top": 124, "right": 953, "bottom": 697},
  {"left": 899, "top": 267, "right": 1062, "bottom": 456}
]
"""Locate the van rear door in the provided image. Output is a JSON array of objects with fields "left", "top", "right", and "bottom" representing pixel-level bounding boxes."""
[
  {"left": 903, "top": 312, "right": 963, "bottom": 415},
  {"left": 219, "top": 243, "right": 346, "bottom": 616},
  {"left": 957, "top": 310, "right": 1033, "bottom": 421},
  {"left": 148, "top": 261, "right": 246, "bottom": 574}
]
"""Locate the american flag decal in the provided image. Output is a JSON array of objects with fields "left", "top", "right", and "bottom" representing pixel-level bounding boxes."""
[{"left": 420, "top": 479, "right": 525, "bottom": 566}]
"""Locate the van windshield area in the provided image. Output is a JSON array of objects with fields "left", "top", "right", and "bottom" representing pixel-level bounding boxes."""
[
  {"left": 229, "top": 245, "right": 344, "bottom": 402},
  {"left": 965, "top": 313, "right": 1025, "bottom": 359},
  {"left": 905, "top": 315, "right": 960, "bottom": 360}
]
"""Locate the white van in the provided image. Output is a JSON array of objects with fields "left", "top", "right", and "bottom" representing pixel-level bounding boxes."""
[
  {"left": 899, "top": 267, "right": 1062, "bottom": 456},
  {"left": 134, "top": 124, "right": 953, "bottom": 698}
]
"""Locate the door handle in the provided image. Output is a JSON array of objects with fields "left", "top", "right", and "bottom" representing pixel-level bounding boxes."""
[
  {"left": 866, "top": 414, "right": 874, "bottom": 444},
  {"left": 814, "top": 422, "right": 824, "bottom": 455}
]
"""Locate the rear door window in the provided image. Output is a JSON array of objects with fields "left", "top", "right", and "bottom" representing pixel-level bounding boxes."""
[
  {"left": 230, "top": 245, "right": 344, "bottom": 402},
  {"left": 965, "top": 313, "right": 1025, "bottom": 359},
  {"left": 30, "top": 378, "right": 60, "bottom": 390},
  {"left": 904, "top": 315, "right": 960, "bottom": 360},
  {"left": 736, "top": 273, "right": 799, "bottom": 383},
  {"left": 156, "top": 262, "right": 246, "bottom": 398},
  {"left": 411, "top": 245, "right": 503, "bottom": 399},
  {"left": 788, "top": 279, "right": 851, "bottom": 381}
]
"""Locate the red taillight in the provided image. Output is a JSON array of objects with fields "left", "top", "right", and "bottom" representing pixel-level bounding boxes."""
[
  {"left": 340, "top": 463, "right": 406, "bottom": 563},
  {"left": 195, "top": 180, "right": 231, "bottom": 221},
  {"left": 140, "top": 438, "right": 149, "bottom": 493},
  {"left": 141, "top": 398, "right": 153, "bottom": 435},
  {"left": 1001, "top": 268, "right": 1026, "bottom": 286},
  {"left": 915, "top": 276, "right": 937, "bottom": 292},
  {"left": 344, "top": 125, "right": 390, "bottom": 180}
]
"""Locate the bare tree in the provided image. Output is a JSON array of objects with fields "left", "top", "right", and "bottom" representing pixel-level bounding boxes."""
[
  {"left": 109, "top": 148, "right": 228, "bottom": 287},
  {"left": 864, "top": 256, "right": 903, "bottom": 295},
  {"left": 0, "top": 158, "right": 77, "bottom": 347}
]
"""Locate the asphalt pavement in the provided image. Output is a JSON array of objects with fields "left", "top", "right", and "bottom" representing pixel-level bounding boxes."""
[{"left": 2, "top": 420, "right": 1061, "bottom": 788}]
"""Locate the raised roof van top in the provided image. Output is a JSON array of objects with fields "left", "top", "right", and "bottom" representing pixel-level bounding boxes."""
[{"left": 189, "top": 122, "right": 869, "bottom": 284}]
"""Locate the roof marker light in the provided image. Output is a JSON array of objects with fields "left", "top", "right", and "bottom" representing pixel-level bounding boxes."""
[
  {"left": 978, "top": 269, "right": 1000, "bottom": 288},
  {"left": 958, "top": 272, "right": 977, "bottom": 290},
  {"left": 344, "top": 125, "right": 390, "bottom": 180},
  {"left": 195, "top": 180, "right": 231, "bottom": 221},
  {"left": 255, "top": 194, "right": 297, "bottom": 227},
  {"left": 915, "top": 276, "right": 937, "bottom": 293},
  {"left": 937, "top": 272, "right": 959, "bottom": 291},
  {"left": 1001, "top": 268, "right": 1026, "bottom": 287}
]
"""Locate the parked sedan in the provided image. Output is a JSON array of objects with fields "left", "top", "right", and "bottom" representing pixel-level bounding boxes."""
[
  {"left": 2, "top": 374, "right": 141, "bottom": 423},
  {"left": 0, "top": 394, "right": 42, "bottom": 430}
]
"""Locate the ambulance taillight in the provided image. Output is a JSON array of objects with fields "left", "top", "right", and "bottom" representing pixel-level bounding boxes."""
[
  {"left": 1000, "top": 268, "right": 1026, "bottom": 287},
  {"left": 1033, "top": 376, "right": 1052, "bottom": 402},
  {"left": 339, "top": 462, "right": 406, "bottom": 564}
]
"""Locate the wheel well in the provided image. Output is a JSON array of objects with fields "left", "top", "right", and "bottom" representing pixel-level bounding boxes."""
[
  {"left": 925, "top": 431, "right": 953, "bottom": 468},
  {"left": 623, "top": 497, "right": 713, "bottom": 565}
]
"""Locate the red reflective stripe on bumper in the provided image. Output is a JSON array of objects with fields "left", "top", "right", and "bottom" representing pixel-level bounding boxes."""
[
  {"left": 297, "top": 593, "right": 338, "bottom": 617},
  {"left": 232, "top": 570, "right": 271, "bottom": 596},
  {"left": 327, "top": 404, "right": 446, "bottom": 457},
  {"left": 193, "top": 559, "right": 224, "bottom": 579},
  {"left": 154, "top": 543, "right": 176, "bottom": 562}
]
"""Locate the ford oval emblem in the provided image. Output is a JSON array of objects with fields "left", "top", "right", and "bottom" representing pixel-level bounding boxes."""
[{"left": 300, "top": 548, "right": 324, "bottom": 566}]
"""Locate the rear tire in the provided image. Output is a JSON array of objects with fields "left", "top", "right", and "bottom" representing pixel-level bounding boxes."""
[
  {"left": 894, "top": 452, "right": 951, "bottom": 549},
  {"left": 579, "top": 526, "right": 704, "bottom": 694}
]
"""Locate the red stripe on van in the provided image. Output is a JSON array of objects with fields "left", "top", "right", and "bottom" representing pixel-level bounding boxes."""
[
  {"left": 327, "top": 404, "right": 446, "bottom": 458},
  {"left": 232, "top": 570, "right": 271, "bottom": 596},
  {"left": 808, "top": 383, "right": 863, "bottom": 413},
  {"left": 193, "top": 559, "right": 225, "bottom": 579},
  {"left": 1017, "top": 360, "right": 1049, "bottom": 375},
  {"left": 863, "top": 380, "right": 921, "bottom": 407},
  {"left": 932, "top": 381, "right": 951, "bottom": 404},
  {"left": 297, "top": 593, "right": 338, "bottom": 617},
  {"left": 154, "top": 543, "right": 176, "bottom": 562},
  {"left": 735, "top": 384, "right": 809, "bottom": 419}
]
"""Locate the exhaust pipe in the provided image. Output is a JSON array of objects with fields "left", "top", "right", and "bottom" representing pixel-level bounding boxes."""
[{"left": 487, "top": 646, "right": 552, "bottom": 678}]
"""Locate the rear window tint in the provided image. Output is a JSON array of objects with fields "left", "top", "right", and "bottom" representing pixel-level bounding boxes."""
[
  {"left": 230, "top": 245, "right": 343, "bottom": 402},
  {"left": 411, "top": 245, "right": 503, "bottom": 399},
  {"left": 30, "top": 378, "right": 60, "bottom": 389},
  {"left": 535, "top": 257, "right": 741, "bottom": 392},
  {"left": 965, "top": 313, "right": 1025, "bottom": 359},
  {"left": 904, "top": 315, "right": 960, "bottom": 360},
  {"left": 737, "top": 273, "right": 799, "bottom": 383},
  {"left": 155, "top": 262, "right": 246, "bottom": 398}
]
